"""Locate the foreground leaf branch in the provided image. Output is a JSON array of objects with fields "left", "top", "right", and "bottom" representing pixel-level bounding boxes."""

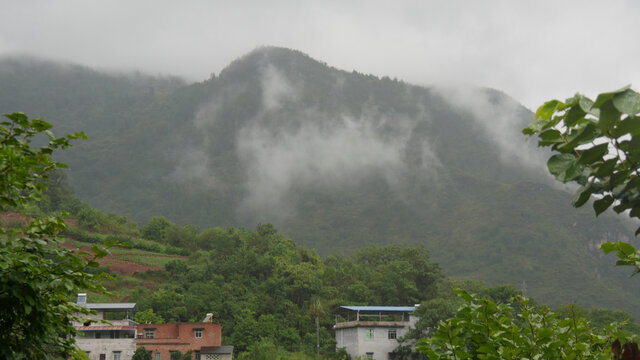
[
  {"left": 417, "top": 291, "right": 628, "bottom": 359},
  {"left": 0, "top": 113, "right": 111, "bottom": 359},
  {"left": 523, "top": 86, "right": 640, "bottom": 275}
]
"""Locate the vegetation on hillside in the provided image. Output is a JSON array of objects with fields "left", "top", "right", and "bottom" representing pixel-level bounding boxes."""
[
  {"left": 1, "top": 49, "right": 638, "bottom": 318},
  {"left": 0, "top": 118, "right": 635, "bottom": 358},
  {"left": 416, "top": 86, "right": 640, "bottom": 360},
  {"left": 5, "top": 56, "right": 640, "bottom": 358}
]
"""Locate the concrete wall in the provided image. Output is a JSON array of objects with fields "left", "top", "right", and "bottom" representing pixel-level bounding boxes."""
[
  {"left": 75, "top": 338, "right": 136, "bottom": 360},
  {"left": 336, "top": 327, "right": 359, "bottom": 356},
  {"left": 336, "top": 323, "right": 411, "bottom": 360}
]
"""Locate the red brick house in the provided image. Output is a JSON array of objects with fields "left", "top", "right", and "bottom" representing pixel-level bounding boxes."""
[{"left": 136, "top": 323, "right": 231, "bottom": 360}]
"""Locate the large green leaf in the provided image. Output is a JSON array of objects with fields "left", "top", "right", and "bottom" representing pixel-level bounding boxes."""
[
  {"left": 578, "top": 95, "right": 595, "bottom": 114},
  {"left": 535, "top": 100, "right": 563, "bottom": 120},
  {"left": 547, "top": 154, "right": 583, "bottom": 182},
  {"left": 537, "top": 129, "right": 564, "bottom": 146},
  {"left": 613, "top": 89, "right": 640, "bottom": 115},
  {"left": 557, "top": 123, "right": 597, "bottom": 152},
  {"left": 593, "top": 195, "right": 614, "bottom": 216},
  {"left": 578, "top": 143, "right": 608, "bottom": 164},
  {"left": 613, "top": 116, "right": 640, "bottom": 137},
  {"left": 524, "top": 117, "right": 551, "bottom": 135},
  {"left": 571, "top": 184, "right": 594, "bottom": 207},
  {"left": 593, "top": 85, "right": 631, "bottom": 107},
  {"left": 595, "top": 159, "right": 618, "bottom": 177},
  {"left": 598, "top": 101, "right": 621, "bottom": 132},
  {"left": 565, "top": 106, "right": 585, "bottom": 127}
]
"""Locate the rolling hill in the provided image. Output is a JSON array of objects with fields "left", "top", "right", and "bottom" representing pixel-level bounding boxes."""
[{"left": 0, "top": 47, "right": 638, "bottom": 316}]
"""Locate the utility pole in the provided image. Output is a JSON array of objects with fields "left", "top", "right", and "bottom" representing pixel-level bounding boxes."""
[{"left": 316, "top": 315, "right": 320, "bottom": 355}]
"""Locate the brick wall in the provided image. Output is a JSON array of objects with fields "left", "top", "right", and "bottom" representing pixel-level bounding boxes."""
[{"left": 136, "top": 323, "right": 221, "bottom": 359}]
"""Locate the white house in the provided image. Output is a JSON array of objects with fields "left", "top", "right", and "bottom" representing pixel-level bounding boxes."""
[
  {"left": 334, "top": 306, "right": 417, "bottom": 360},
  {"left": 72, "top": 293, "right": 137, "bottom": 360}
]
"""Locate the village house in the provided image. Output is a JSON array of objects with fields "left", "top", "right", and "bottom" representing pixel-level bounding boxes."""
[
  {"left": 334, "top": 306, "right": 417, "bottom": 360},
  {"left": 73, "top": 294, "right": 233, "bottom": 360},
  {"left": 136, "top": 321, "right": 232, "bottom": 360},
  {"left": 72, "top": 293, "right": 137, "bottom": 360}
]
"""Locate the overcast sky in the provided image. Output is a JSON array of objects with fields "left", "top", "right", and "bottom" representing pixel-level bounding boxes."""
[{"left": 1, "top": 0, "right": 638, "bottom": 110}]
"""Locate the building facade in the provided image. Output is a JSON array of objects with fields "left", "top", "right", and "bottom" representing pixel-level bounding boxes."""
[
  {"left": 334, "top": 306, "right": 417, "bottom": 360},
  {"left": 136, "top": 322, "right": 225, "bottom": 360},
  {"left": 73, "top": 294, "right": 233, "bottom": 360},
  {"left": 72, "top": 293, "right": 138, "bottom": 360}
]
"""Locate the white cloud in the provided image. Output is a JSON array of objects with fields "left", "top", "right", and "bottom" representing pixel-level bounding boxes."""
[{"left": 1, "top": 1, "right": 639, "bottom": 110}]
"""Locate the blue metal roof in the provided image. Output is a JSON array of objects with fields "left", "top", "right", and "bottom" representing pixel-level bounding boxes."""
[{"left": 340, "top": 306, "right": 415, "bottom": 312}]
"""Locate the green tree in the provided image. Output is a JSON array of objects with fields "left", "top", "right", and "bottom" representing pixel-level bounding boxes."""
[
  {"left": 142, "top": 216, "right": 174, "bottom": 242},
  {"left": 134, "top": 308, "right": 165, "bottom": 324},
  {"left": 231, "top": 308, "right": 260, "bottom": 352},
  {"left": 524, "top": 86, "right": 640, "bottom": 274},
  {"left": 0, "top": 113, "right": 108, "bottom": 359},
  {"left": 417, "top": 290, "right": 625, "bottom": 359},
  {"left": 132, "top": 347, "right": 152, "bottom": 360},
  {"left": 170, "top": 350, "right": 192, "bottom": 360},
  {"left": 164, "top": 224, "right": 197, "bottom": 248}
]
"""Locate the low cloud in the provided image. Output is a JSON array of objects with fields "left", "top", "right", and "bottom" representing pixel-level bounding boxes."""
[
  {"left": 434, "top": 86, "right": 548, "bottom": 174},
  {"left": 177, "top": 63, "right": 442, "bottom": 223}
]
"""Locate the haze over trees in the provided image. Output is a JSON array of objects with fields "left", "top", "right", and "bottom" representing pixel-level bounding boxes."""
[
  {"left": 417, "top": 86, "right": 640, "bottom": 360},
  {"left": 1, "top": 98, "right": 639, "bottom": 357},
  {"left": 3, "top": 48, "right": 640, "bottom": 358},
  {"left": 1, "top": 48, "right": 636, "bottom": 317}
]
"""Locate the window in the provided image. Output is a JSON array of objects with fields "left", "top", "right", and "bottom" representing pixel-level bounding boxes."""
[
  {"left": 113, "top": 352, "right": 121, "bottom": 360},
  {"left": 366, "top": 352, "right": 374, "bottom": 360},
  {"left": 95, "top": 332, "right": 101, "bottom": 339},
  {"left": 365, "top": 329, "right": 374, "bottom": 340},
  {"left": 145, "top": 328, "right": 156, "bottom": 339},
  {"left": 194, "top": 328, "right": 203, "bottom": 338},
  {"left": 388, "top": 329, "right": 397, "bottom": 340},
  {"left": 195, "top": 351, "right": 201, "bottom": 360},
  {"left": 155, "top": 354, "right": 160, "bottom": 360}
]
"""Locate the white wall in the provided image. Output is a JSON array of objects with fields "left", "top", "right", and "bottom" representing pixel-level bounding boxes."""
[
  {"left": 336, "top": 326, "right": 404, "bottom": 360},
  {"left": 75, "top": 338, "right": 136, "bottom": 360}
]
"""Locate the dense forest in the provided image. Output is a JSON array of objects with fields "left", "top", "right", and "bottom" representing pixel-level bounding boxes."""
[
  {"left": 0, "top": 48, "right": 638, "bottom": 318},
  {"left": 26, "top": 173, "right": 638, "bottom": 358}
]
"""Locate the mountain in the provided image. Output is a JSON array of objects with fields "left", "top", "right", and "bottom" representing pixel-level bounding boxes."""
[{"left": 0, "top": 47, "right": 638, "bottom": 316}]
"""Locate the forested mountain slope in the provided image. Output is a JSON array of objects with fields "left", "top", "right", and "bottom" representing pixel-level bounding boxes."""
[{"left": 0, "top": 48, "right": 638, "bottom": 316}]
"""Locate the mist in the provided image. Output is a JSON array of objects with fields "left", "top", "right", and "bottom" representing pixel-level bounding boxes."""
[
  {"left": 176, "top": 58, "right": 445, "bottom": 223},
  {"left": 434, "top": 86, "right": 549, "bottom": 174}
]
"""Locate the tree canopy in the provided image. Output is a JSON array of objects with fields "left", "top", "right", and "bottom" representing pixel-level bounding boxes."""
[{"left": 0, "top": 113, "right": 107, "bottom": 359}]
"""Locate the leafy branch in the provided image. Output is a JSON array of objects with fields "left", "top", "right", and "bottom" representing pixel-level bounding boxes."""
[{"left": 523, "top": 86, "right": 640, "bottom": 275}]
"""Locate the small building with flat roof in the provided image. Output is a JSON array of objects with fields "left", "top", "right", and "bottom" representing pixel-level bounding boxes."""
[
  {"left": 334, "top": 306, "right": 417, "bottom": 360},
  {"left": 72, "top": 293, "right": 138, "bottom": 360}
]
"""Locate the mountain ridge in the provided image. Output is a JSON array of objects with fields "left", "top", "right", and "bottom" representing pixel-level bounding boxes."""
[{"left": 0, "top": 47, "right": 638, "bottom": 316}]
